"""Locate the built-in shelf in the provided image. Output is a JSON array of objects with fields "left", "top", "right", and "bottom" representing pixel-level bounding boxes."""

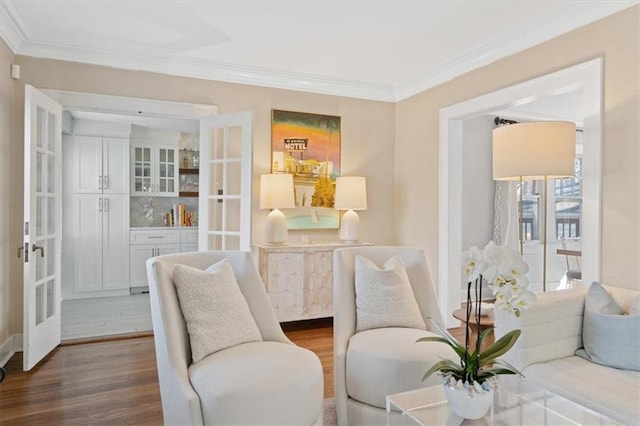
[
  {"left": 179, "top": 168, "right": 199, "bottom": 197},
  {"left": 179, "top": 168, "right": 199, "bottom": 174}
]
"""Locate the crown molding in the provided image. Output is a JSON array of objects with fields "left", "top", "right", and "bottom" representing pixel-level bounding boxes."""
[
  {"left": 394, "top": 1, "right": 638, "bottom": 101},
  {"left": 2, "top": 0, "right": 636, "bottom": 102},
  {"left": 0, "top": 0, "right": 27, "bottom": 52}
]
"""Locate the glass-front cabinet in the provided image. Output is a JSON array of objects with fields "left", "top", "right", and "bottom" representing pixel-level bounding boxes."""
[{"left": 131, "top": 142, "right": 178, "bottom": 196}]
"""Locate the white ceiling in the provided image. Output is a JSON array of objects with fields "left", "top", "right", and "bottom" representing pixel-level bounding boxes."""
[{"left": 1, "top": 1, "right": 636, "bottom": 101}]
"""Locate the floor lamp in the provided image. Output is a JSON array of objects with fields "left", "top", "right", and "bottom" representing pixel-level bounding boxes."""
[{"left": 492, "top": 121, "right": 576, "bottom": 291}]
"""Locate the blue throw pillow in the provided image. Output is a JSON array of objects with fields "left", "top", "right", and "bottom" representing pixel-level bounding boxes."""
[{"left": 576, "top": 282, "right": 640, "bottom": 371}]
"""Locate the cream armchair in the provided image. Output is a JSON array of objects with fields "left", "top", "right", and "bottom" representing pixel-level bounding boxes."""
[
  {"left": 333, "top": 246, "right": 457, "bottom": 426},
  {"left": 147, "top": 251, "right": 323, "bottom": 425}
]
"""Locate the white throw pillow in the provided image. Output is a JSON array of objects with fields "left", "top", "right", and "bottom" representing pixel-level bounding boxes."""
[
  {"left": 354, "top": 255, "right": 426, "bottom": 333},
  {"left": 576, "top": 282, "right": 640, "bottom": 371},
  {"left": 173, "top": 259, "right": 263, "bottom": 363}
]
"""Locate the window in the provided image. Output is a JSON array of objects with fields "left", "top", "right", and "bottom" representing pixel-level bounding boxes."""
[
  {"left": 518, "top": 158, "right": 582, "bottom": 241},
  {"left": 555, "top": 158, "right": 582, "bottom": 239}
]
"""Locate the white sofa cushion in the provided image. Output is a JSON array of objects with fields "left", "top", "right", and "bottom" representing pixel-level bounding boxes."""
[
  {"left": 346, "top": 327, "right": 456, "bottom": 409},
  {"left": 174, "top": 260, "right": 262, "bottom": 363},
  {"left": 354, "top": 255, "right": 426, "bottom": 332},
  {"left": 189, "top": 341, "right": 323, "bottom": 425},
  {"left": 524, "top": 356, "right": 640, "bottom": 425},
  {"left": 577, "top": 282, "right": 640, "bottom": 371}
]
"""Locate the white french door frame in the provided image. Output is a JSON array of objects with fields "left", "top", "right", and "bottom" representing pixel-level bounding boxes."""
[
  {"left": 199, "top": 112, "right": 253, "bottom": 252},
  {"left": 438, "top": 58, "right": 603, "bottom": 327},
  {"left": 23, "top": 85, "right": 63, "bottom": 370}
]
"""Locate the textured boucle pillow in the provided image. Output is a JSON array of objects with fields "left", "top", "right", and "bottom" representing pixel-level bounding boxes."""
[
  {"left": 576, "top": 282, "right": 640, "bottom": 371},
  {"left": 173, "top": 259, "right": 262, "bottom": 363},
  {"left": 354, "top": 255, "right": 426, "bottom": 333}
]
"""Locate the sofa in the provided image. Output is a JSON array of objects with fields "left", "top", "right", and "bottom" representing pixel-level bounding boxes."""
[{"left": 494, "top": 283, "right": 640, "bottom": 425}]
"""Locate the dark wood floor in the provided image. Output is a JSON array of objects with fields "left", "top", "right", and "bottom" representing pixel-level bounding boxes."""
[{"left": 0, "top": 321, "right": 463, "bottom": 425}]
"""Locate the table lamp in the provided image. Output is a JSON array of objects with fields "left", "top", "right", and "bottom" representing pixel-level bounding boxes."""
[
  {"left": 492, "top": 121, "right": 576, "bottom": 291},
  {"left": 260, "top": 173, "right": 295, "bottom": 245},
  {"left": 334, "top": 176, "right": 367, "bottom": 243}
]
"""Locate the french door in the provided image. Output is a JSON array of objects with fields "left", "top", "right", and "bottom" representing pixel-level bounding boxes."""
[
  {"left": 23, "top": 85, "right": 62, "bottom": 370},
  {"left": 199, "top": 112, "right": 253, "bottom": 251}
]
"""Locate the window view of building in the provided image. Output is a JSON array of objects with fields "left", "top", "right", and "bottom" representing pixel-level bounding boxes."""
[{"left": 518, "top": 158, "right": 582, "bottom": 241}]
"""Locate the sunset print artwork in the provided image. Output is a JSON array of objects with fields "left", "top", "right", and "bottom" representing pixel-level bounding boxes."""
[{"left": 271, "top": 109, "right": 341, "bottom": 229}]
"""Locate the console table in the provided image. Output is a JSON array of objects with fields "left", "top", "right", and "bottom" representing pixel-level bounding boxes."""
[{"left": 252, "top": 243, "right": 368, "bottom": 322}]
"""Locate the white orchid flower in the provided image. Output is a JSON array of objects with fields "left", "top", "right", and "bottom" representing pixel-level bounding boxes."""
[
  {"left": 513, "top": 290, "right": 537, "bottom": 309},
  {"left": 461, "top": 246, "right": 487, "bottom": 282},
  {"left": 482, "top": 241, "right": 503, "bottom": 267},
  {"left": 493, "top": 284, "right": 514, "bottom": 301},
  {"left": 501, "top": 251, "right": 529, "bottom": 277}
]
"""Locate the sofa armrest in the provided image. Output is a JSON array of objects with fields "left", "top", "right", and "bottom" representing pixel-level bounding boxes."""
[{"left": 494, "top": 286, "right": 588, "bottom": 370}]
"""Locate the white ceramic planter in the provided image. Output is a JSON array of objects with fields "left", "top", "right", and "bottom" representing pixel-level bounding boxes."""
[{"left": 444, "top": 384, "right": 494, "bottom": 420}]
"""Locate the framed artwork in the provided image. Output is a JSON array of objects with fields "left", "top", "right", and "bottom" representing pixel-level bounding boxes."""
[{"left": 271, "top": 109, "right": 341, "bottom": 229}]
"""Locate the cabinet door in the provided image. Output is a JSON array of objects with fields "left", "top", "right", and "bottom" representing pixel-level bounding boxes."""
[
  {"left": 131, "top": 144, "right": 153, "bottom": 194},
  {"left": 156, "top": 243, "right": 181, "bottom": 257},
  {"left": 156, "top": 145, "right": 178, "bottom": 196},
  {"left": 102, "top": 195, "right": 129, "bottom": 290},
  {"left": 303, "top": 250, "right": 334, "bottom": 318},
  {"left": 129, "top": 244, "right": 155, "bottom": 288},
  {"left": 71, "top": 136, "right": 102, "bottom": 193},
  {"left": 130, "top": 243, "right": 181, "bottom": 287},
  {"left": 181, "top": 243, "right": 198, "bottom": 253},
  {"left": 102, "top": 138, "right": 129, "bottom": 194},
  {"left": 264, "top": 252, "right": 304, "bottom": 321},
  {"left": 73, "top": 194, "right": 103, "bottom": 292}
]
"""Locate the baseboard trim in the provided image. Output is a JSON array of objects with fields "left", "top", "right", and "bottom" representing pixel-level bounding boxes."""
[{"left": 0, "top": 334, "right": 23, "bottom": 367}]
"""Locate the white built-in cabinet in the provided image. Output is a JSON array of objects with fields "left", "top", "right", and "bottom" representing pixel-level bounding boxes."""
[
  {"left": 67, "top": 136, "right": 129, "bottom": 194},
  {"left": 62, "top": 135, "right": 130, "bottom": 299},
  {"left": 130, "top": 141, "right": 178, "bottom": 196},
  {"left": 129, "top": 228, "right": 198, "bottom": 290}
]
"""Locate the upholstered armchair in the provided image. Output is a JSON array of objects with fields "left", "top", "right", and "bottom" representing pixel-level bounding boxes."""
[
  {"left": 333, "top": 246, "right": 457, "bottom": 426},
  {"left": 147, "top": 251, "right": 324, "bottom": 425}
]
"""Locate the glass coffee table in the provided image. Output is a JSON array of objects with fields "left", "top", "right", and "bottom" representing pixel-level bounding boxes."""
[{"left": 386, "top": 378, "right": 617, "bottom": 425}]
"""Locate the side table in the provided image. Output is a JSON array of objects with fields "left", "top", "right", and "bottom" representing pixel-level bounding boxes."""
[{"left": 452, "top": 308, "right": 494, "bottom": 350}]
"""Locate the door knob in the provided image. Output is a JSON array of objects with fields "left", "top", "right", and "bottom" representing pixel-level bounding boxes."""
[{"left": 32, "top": 244, "right": 45, "bottom": 258}]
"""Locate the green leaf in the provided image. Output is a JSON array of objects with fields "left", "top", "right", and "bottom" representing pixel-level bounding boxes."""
[
  {"left": 415, "top": 336, "right": 453, "bottom": 346},
  {"left": 428, "top": 319, "right": 467, "bottom": 358},
  {"left": 489, "top": 359, "right": 525, "bottom": 378},
  {"left": 421, "top": 359, "right": 464, "bottom": 382},
  {"left": 478, "top": 329, "right": 521, "bottom": 365},
  {"left": 477, "top": 326, "right": 494, "bottom": 347}
]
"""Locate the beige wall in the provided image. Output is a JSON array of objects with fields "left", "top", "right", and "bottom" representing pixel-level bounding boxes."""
[
  {"left": 396, "top": 6, "right": 639, "bottom": 290},
  {"left": 1, "top": 44, "right": 396, "bottom": 335},
  {"left": 0, "top": 37, "right": 14, "bottom": 351},
  {"left": 1, "top": 6, "right": 638, "bottom": 340}
]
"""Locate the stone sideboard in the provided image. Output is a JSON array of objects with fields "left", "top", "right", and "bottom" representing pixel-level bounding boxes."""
[{"left": 252, "top": 243, "right": 369, "bottom": 322}]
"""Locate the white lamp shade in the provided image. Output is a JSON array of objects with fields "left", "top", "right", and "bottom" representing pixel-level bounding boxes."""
[
  {"left": 260, "top": 174, "right": 295, "bottom": 209},
  {"left": 492, "top": 121, "right": 576, "bottom": 181},
  {"left": 334, "top": 176, "right": 367, "bottom": 210}
]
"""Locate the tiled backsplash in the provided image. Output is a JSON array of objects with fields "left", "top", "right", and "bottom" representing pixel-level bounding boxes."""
[{"left": 130, "top": 196, "right": 199, "bottom": 228}]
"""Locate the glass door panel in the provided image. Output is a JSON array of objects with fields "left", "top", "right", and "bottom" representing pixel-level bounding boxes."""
[{"left": 199, "top": 113, "right": 252, "bottom": 251}]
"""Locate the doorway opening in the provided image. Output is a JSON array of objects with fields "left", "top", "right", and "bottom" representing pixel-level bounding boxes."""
[
  {"left": 438, "top": 58, "right": 603, "bottom": 327},
  {"left": 44, "top": 90, "right": 215, "bottom": 340}
]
